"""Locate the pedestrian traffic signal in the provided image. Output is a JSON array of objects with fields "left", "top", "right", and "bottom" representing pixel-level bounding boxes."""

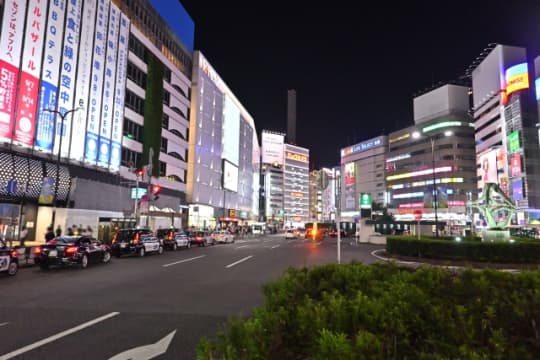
[{"left": 151, "top": 185, "right": 161, "bottom": 200}]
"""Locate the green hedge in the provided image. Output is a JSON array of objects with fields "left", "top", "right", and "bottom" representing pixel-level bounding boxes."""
[
  {"left": 386, "top": 236, "right": 540, "bottom": 263},
  {"left": 197, "top": 262, "right": 540, "bottom": 359}
]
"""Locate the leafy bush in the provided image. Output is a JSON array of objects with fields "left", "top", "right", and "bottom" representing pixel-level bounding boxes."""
[
  {"left": 197, "top": 262, "right": 540, "bottom": 359},
  {"left": 387, "top": 236, "right": 540, "bottom": 263}
]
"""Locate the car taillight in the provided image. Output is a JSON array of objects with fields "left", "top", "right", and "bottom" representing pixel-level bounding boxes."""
[
  {"left": 133, "top": 233, "right": 140, "bottom": 245},
  {"left": 65, "top": 246, "right": 77, "bottom": 255},
  {"left": 11, "top": 250, "right": 18, "bottom": 258},
  {"left": 196, "top": 236, "right": 202, "bottom": 240},
  {"left": 34, "top": 247, "right": 42, "bottom": 255}
]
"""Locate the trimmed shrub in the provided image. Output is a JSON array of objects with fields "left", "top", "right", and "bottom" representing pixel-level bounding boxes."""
[
  {"left": 197, "top": 262, "right": 540, "bottom": 359},
  {"left": 387, "top": 236, "right": 540, "bottom": 263}
]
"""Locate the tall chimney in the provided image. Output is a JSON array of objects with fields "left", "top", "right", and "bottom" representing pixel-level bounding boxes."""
[{"left": 287, "top": 89, "right": 296, "bottom": 144}]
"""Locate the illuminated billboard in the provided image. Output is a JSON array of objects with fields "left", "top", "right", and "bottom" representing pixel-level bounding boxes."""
[
  {"left": 344, "top": 162, "right": 355, "bottom": 185},
  {"left": 512, "top": 178, "right": 524, "bottom": 201},
  {"left": 511, "top": 154, "right": 522, "bottom": 177},
  {"left": 536, "top": 78, "right": 540, "bottom": 101},
  {"left": 341, "top": 136, "right": 384, "bottom": 157},
  {"left": 262, "top": 132, "right": 284, "bottom": 165},
  {"left": 344, "top": 162, "right": 356, "bottom": 210},
  {"left": 222, "top": 159, "right": 239, "bottom": 192},
  {"left": 479, "top": 150, "right": 498, "bottom": 186},
  {"left": 222, "top": 94, "right": 240, "bottom": 165},
  {"left": 505, "top": 62, "right": 529, "bottom": 97},
  {"left": 507, "top": 130, "right": 521, "bottom": 153},
  {"left": 285, "top": 151, "right": 308, "bottom": 163}
]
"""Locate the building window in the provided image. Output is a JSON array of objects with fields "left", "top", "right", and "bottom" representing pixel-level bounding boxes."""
[
  {"left": 163, "top": 67, "right": 171, "bottom": 83},
  {"left": 159, "top": 161, "right": 166, "bottom": 177},
  {"left": 162, "top": 113, "right": 169, "bottom": 129},
  {"left": 163, "top": 90, "right": 170, "bottom": 106},
  {"left": 121, "top": 148, "right": 142, "bottom": 167},
  {"left": 128, "top": 35, "right": 147, "bottom": 63},
  {"left": 125, "top": 90, "right": 145, "bottom": 115},
  {"left": 127, "top": 61, "right": 147, "bottom": 88},
  {"left": 123, "top": 118, "right": 143, "bottom": 142},
  {"left": 161, "top": 137, "right": 168, "bottom": 153}
]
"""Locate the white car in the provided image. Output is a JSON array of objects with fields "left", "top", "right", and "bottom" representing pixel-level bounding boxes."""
[
  {"left": 212, "top": 230, "right": 235, "bottom": 243},
  {"left": 139, "top": 236, "right": 163, "bottom": 256},
  {"left": 172, "top": 234, "right": 191, "bottom": 250},
  {"left": 285, "top": 229, "right": 297, "bottom": 239}
]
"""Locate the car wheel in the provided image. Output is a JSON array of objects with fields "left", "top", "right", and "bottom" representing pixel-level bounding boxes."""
[
  {"left": 81, "top": 254, "right": 88, "bottom": 269},
  {"left": 158, "top": 246, "right": 164, "bottom": 255},
  {"left": 102, "top": 251, "right": 111, "bottom": 263},
  {"left": 139, "top": 247, "right": 145, "bottom": 257},
  {"left": 186, "top": 241, "right": 191, "bottom": 249},
  {"left": 173, "top": 243, "right": 178, "bottom": 251},
  {"left": 8, "top": 261, "right": 18, "bottom": 276}
]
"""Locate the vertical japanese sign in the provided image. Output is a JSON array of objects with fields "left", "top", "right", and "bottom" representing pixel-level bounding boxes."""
[
  {"left": 109, "top": 13, "right": 130, "bottom": 171},
  {"left": 70, "top": 0, "right": 97, "bottom": 161},
  {"left": 97, "top": 3, "right": 120, "bottom": 167},
  {"left": 54, "top": 0, "right": 82, "bottom": 158},
  {"left": 85, "top": 0, "right": 109, "bottom": 164},
  {"left": 0, "top": 1, "right": 27, "bottom": 142},
  {"left": 13, "top": 0, "right": 48, "bottom": 147},
  {"left": 34, "top": 0, "right": 66, "bottom": 152}
]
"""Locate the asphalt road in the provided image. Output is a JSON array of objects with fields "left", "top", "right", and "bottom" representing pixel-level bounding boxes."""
[{"left": 0, "top": 235, "right": 384, "bottom": 359}]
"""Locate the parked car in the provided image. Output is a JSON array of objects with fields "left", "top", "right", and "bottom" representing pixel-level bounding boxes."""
[
  {"left": 166, "top": 233, "right": 191, "bottom": 251},
  {"left": 0, "top": 239, "right": 18, "bottom": 276},
  {"left": 156, "top": 228, "right": 179, "bottom": 247},
  {"left": 110, "top": 228, "right": 159, "bottom": 257},
  {"left": 34, "top": 236, "right": 111, "bottom": 270},
  {"left": 188, "top": 230, "right": 214, "bottom": 246},
  {"left": 212, "top": 230, "right": 235, "bottom": 244},
  {"left": 285, "top": 229, "right": 297, "bottom": 239}
]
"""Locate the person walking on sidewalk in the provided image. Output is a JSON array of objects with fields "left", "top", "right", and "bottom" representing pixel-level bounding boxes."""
[
  {"left": 45, "top": 226, "right": 55, "bottom": 242},
  {"left": 19, "top": 226, "right": 28, "bottom": 247},
  {"left": 55, "top": 225, "right": 62, "bottom": 237}
]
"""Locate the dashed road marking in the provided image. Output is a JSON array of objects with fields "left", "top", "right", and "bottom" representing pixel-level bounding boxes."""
[
  {"left": 162, "top": 255, "right": 206, "bottom": 268},
  {"left": 235, "top": 245, "right": 248, "bottom": 249},
  {"left": 0, "top": 322, "right": 8, "bottom": 328},
  {"left": 0, "top": 312, "right": 120, "bottom": 359},
  {"left": 226, "top": 255, "right": 253, "bottom": 268},
  {"left": 271, "top": 245, "right": 280, "bottom": 249}
]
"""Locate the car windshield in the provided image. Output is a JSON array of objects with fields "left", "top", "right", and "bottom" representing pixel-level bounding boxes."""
[
  {"left": 156, "top": 229, "right": 177, "bottom": 237},
  {"left": 51, "top": 236, "right": 80, "bottom": 245},
  {"left": 116, "top": 230, "right": 149, "bottom": 242}
]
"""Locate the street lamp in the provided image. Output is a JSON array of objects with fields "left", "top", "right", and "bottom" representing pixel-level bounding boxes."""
[
  {"left": 412, "top": 130, "right": 452, "bottom": 238},
  {"left": 43, "top": 99, "right": 84, "bottom": 229}
]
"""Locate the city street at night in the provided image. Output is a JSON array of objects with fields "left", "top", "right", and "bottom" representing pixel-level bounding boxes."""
[{"left": 0, "top": 234, "right": 383, "bottom": 359}]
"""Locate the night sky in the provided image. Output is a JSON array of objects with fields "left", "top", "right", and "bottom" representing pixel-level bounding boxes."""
[{"left": 175, "top": 0, "right": 540, "bottom": 169}]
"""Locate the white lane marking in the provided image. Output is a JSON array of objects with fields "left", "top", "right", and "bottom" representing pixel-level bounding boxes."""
[
  {"left": 226, "top": 255, "right": 253, "bottom": 268},
  {"left": 108, "top": 330, "right": 176, "bottom": 360},
  {"left": 271, "top": 245, "right": 280, "bottom": 249},
  {"left": 162, "top": 255, "right": 206, "bottom": 268},
  {"left": 287, "top": 239, "right": 296, "bottom": 243},
  {"left": 0, "top": 312, "right": 119, "bottom": 360},
  {"left": 235, "top": 240, "right": 247, "bottom": 243},
  {"left": 235, "top": 245, "right": 248, "bottom": 249},
  {"left": 0, "top": 322, "right": 8, "bottom": 327}
]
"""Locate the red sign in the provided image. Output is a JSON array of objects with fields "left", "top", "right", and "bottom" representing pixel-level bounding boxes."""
[{"left": 414, "top": 209, "right": 423, "bottom": 221}]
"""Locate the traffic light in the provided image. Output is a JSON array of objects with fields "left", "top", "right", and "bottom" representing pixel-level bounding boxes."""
[
  {"left": 151, "top": 184, "right": 161, "bottom": 201},
  {"left": 135, "top": 168, "right": 144, "bottom": 178}
]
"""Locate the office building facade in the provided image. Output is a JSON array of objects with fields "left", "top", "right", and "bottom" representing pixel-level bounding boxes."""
[{"left": 283, "top": 143, "right": 309, "bottom": 226}]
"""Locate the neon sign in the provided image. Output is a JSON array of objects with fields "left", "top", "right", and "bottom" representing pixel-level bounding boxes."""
[{"left": 505, "top": 63, "right": 529, "bottom": 97}]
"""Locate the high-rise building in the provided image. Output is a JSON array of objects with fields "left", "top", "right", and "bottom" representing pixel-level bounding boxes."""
[
  {"left": 283, "top": 143, "right": 309, "bottom": 226},
  {"left": 0, "top": 0, "right": 195, "bottom": 241},
  {"left": 309, "top": 168, "right": 337, "bottom": 222},
  {"left": 287, "top": 89, "right": 296, "bottom": 144},
  {"left": 386, "top": 84, "right": 476, "bottom": 231},
  {"left": 340, "top": 136, "right": 387, "bottom": 222},
  {"left": 187, "top": 51, "right": 260, "bottom": 229},
  {"left": 260, "top": 130, "right": 285, "bottom": 226},
  {"left": 469, "top": 44, "right": 540, "bottom": 225}
]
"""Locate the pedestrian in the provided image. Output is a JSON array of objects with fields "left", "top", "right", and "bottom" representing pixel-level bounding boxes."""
[
  {"left": 19, "top": 226, "right": 28, "bottom": 246},
  {"left": 67, "top": 227, "right": 74, "bottom": 236},
  {"left": 86, "top": 226, "right": 93, "bottom": 236},
  {"left": 45, "top": 226, "right": 55, "bottom": 242},
  {"left": 55, "top": 225, "right": 62, "bottom": 237}
]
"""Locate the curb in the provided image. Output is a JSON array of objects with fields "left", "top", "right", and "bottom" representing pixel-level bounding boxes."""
[{"left": 371, "top": 249, "right": 522, "bottom": 273}]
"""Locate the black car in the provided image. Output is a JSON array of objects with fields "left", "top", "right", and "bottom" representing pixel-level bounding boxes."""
[
  {"left": 156, "top": 228, "right": 179, "bottom": 250},
  {"left": 34, "top": 236, "right": 111, "bottom": 270},
  {"left": 0, "top": 239, "right": 18, "bottom": 276},
  {"left": 110, "top": 228, "right": 156, "bottom": 257}
]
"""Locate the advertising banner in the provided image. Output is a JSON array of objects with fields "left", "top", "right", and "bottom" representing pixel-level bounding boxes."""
[
  {"left": 222, "top": 95, "right": 240, "bottom": 166},
  {"left": 507, "top": 130, "right": 521, "bottom": 153},
  {"left": 512, "top": 178, "right": 524, "bottom": 201},
  {"left": 98, "top": 3, "right": 121, "bottom": 167},
  {"left": 71, "top": 0, "right": 97, "bottom": 162},
  {"left": 54, "top": 0, "right": 83, "bottom": 158},
  {"left": 13, "top": 0, "right": 48, "bottom": 147},
  {"left": 85, "top": 0, "right": 110, "bottom": 164},
  {"left": 479, "top": 150, "right": 498, "bottom": 187},
  {"left": 261, "top": 132, "right": 284, "bottom": 165},
  {"left": 35, "top": 0, "right": 66, "bottom": 152},
  {"left": 511, "top": 154, "right": 522, "bottom": 177},
  {"left": 0, "top": 1, "right": 27, "bottom": 142},
  {"left": 222, "top": 160, "right": 239, "bottom": 192},
  {"left": 38, "top": 176, "right": 55, "bottom": 205},
  {"left": 505, "top": 63, "right": 529, "bottom": 97},
  {"left": 109, "top": 13, "right": 130, "bottom": 170},
  {"left": 344, "top": 162, "right": 355, "bottom": 210}
]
